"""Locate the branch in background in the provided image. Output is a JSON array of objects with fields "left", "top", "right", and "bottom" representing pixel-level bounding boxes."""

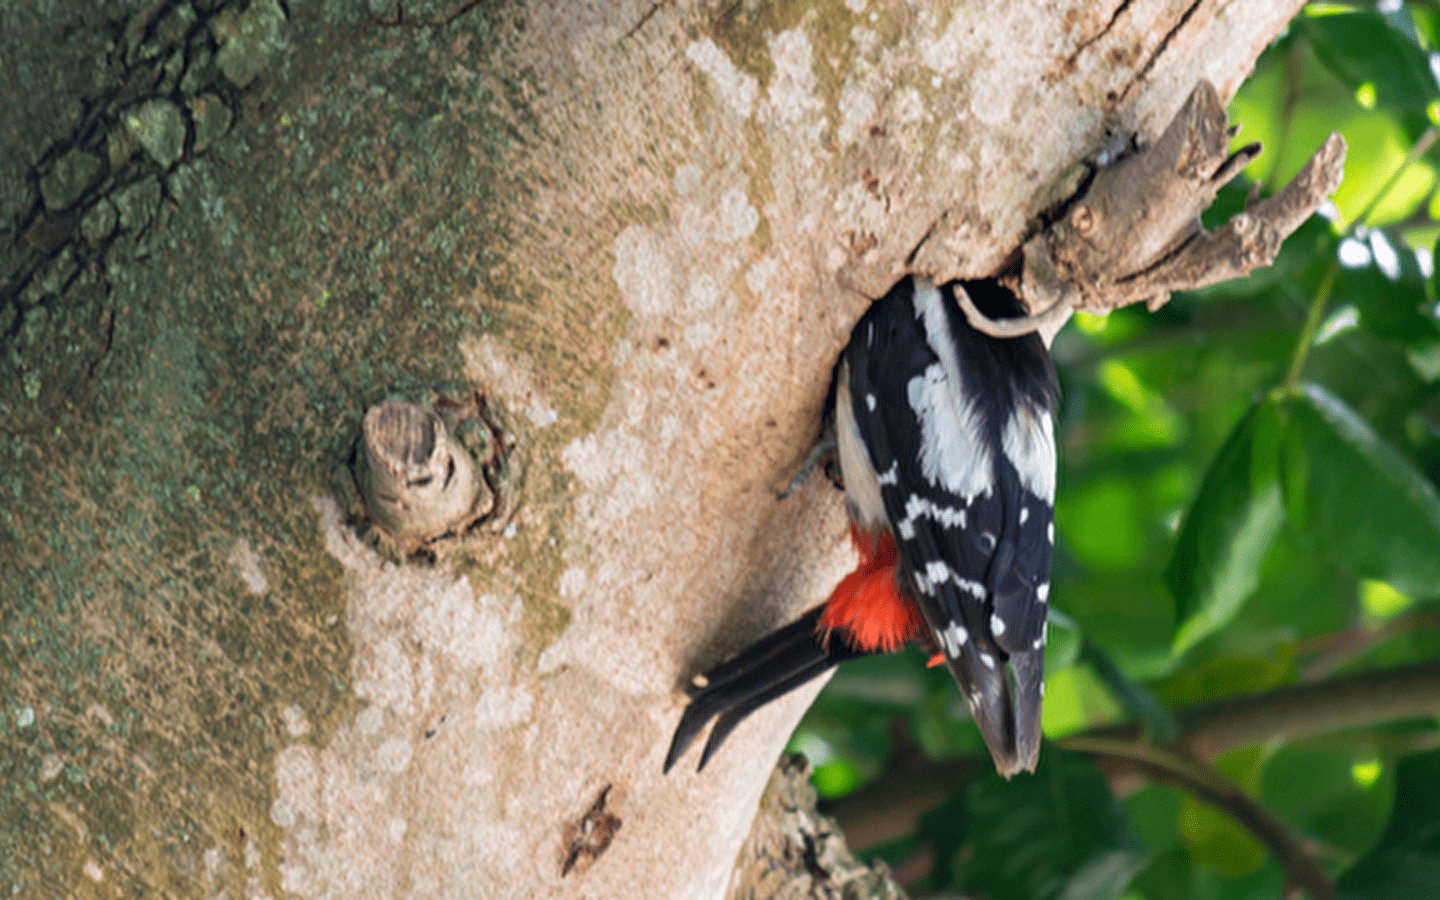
[
  {"left": 1059, "top": 736, "right": 1335, "bottom": 900},
  {"left": 827, "top": 660, "right": 1440, "bottom": 853},
  {"left": 1297, "top": 612, "right": 1440, "bottom": 682},
  {"left": 822, "top": 758, "right": 977, "bottom": 855},
  {"left": 1168, "top": 659, "right": 1440, "bottom": 761}
]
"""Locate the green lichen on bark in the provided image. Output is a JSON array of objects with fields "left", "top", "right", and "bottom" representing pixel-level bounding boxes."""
[{"left": 0, "top": 0, "right": 575, "bottom": 893}]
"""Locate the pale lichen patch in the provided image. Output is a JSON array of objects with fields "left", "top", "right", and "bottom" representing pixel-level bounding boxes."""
[
  {"left": 463, "top": 335, "right": 559, "bottom": 429},
  {"left": 228, "top": 537, "right": 269, "bottom": 594},
  {"left": 766, "top": 30, "right": 825, "bottom": 132},
  {"left": 685, "top": 38, "right": 759, "bottom": 119},
  {"left": 269, "top": 498, "right": 539, "bottom": 896},
  {"left": 281, "top": 705, "right": 310, "bottom": 738}
]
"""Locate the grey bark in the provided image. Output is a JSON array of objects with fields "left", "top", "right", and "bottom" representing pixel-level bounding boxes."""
[{"left": 0, "top": 0, "right": 1310, "bottom": 897}]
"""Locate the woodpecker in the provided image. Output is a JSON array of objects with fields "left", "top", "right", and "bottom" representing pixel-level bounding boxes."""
[{"left": 665, "top": 275, "right": 1059, "bottom": 778}]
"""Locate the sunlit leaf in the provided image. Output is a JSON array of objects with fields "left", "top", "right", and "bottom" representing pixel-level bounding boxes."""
[
  {"left": 1338, "top": 748, "right": 1440, "bottom": 899},
  {"left": 1041, "top": 666, "right": 1123, "bottom": 738},
  {"left": 810, "top": 757, "right": 860, "bottom": 798},
  {"left": 1167, "top": 400, "right": 1288, "bottom": 654},
  {"left": 1300, "top": 12, "right": 1439, "bottom": 112},
  {"left": 1058, "top": 850, "right": 1151, "bottom": 900},
  {"left": 1415, "top": 7, "right": 1440, "bottom": 52},
  {"left": 1279, "top": 384, "right": 1440, "bottom": 598},
  {"left": 1325, "top": 113, "right": 1435, "bottom": 227},
  {"left": 1262, "top": 746, "right": 1393, "bottom": 861}
]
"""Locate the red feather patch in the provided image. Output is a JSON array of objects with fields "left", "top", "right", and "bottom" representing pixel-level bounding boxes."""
[{"left": 819, "top": 524, "right": 926, "bottom": 653}]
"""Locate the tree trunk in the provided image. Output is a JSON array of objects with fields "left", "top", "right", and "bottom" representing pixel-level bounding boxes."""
[{"left": 0, "top": 0, "right": 1303, "bottom": 896}]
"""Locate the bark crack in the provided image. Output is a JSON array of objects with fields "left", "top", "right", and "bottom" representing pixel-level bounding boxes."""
[
  {"left": 1119, "top": 0, "right": 1204, "bottom": 108},
  {"left": 1065, "top": 0, "right": 1135, "bottom": 68}
]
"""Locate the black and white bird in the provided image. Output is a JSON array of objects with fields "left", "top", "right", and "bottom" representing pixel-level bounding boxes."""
[{"left": 666, "top": 275, "right": 1060, "bottom": 777}]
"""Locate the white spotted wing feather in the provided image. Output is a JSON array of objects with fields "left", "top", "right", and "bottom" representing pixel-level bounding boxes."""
[{"left": 838, "top": 276, "right": 1058, "bottom": 776}]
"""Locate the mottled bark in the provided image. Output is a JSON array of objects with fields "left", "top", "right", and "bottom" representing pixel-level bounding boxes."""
[{"left": 0, "top": 0, "right": 1306, "bottom": 897}]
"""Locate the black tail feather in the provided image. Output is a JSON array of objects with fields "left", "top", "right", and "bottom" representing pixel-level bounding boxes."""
[
  {"left": 696, "top": 655, "right": 837, "bottom": 770},
  {"left": 682, "top": 609, "right": 827, "bottom": 698},
  {"left": 664, "top": 606, "right": 867, "bottom": 773}
]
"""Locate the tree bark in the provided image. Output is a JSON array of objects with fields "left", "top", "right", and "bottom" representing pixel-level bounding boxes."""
[{"left": 0, "top": 0, "right": 1305, "bottom": 897}]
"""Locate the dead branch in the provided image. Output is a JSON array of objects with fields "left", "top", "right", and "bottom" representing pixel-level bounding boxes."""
[{"left": 965, "top": 80, "right": 1347, "bottom": 340}]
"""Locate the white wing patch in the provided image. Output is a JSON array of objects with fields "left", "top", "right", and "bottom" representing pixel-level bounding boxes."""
[
  {"left": 925, "top": 560, "right": 951, "bottom": 586},
  {"left": 835, "top": 362, "right": 888, "bottom": 532},
  {"left": 938, "top": 621, "right": 969, "bottom": 656},
  {"left": 989, "top": 613, "right": 1006, "bottom": 636},
  {"left": 1001, "top": 406, "right": 1056, "bottom": 502},
  {"left": 1032, "top": 620, "right": 1048, "bottom": 651},
  {"left": 900, "top": 494, "right": 967, "bottom": 535},
  {"left": 906, "top": 364, "right": 992, "bottom": 501}
]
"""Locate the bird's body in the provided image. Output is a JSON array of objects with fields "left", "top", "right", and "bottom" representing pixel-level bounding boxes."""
[{"left": 666, "top": 276, "right": 1059, "bottom": 778}]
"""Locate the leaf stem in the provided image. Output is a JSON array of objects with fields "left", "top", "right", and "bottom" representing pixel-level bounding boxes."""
[{"left": 1283, "top": 261, "right": 1338, "bottom": 391}]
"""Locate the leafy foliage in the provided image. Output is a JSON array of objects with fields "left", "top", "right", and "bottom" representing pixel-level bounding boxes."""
[
  {"left": 1337, "top": 748, "right": 1440, "bottom": 899},
  {"left": 794, "top": 5, "right": 1440, "bottom": 899}
]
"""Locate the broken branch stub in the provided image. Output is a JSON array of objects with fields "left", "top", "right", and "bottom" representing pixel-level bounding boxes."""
[
  {"left": 971, "top": 80, "right": 1347, "bottom": 341},
  {"left": 357, "top": 398, "right": 482, "bottom": 542}
]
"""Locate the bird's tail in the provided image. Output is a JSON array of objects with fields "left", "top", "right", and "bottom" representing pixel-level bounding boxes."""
[
  {"left": 665, "top": 524, "right": 916, "bottom": 773},
  {"left": 663, "top": 605, "right": 866, "bottom": 773}
]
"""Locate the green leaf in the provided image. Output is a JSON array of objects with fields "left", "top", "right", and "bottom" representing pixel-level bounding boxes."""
[
  {"left": 959, "top": 750, "right": 1141, "bottom": 900},
  {"left": 1058, "top": 849, "right": 1150, "bottom": 900},
  {"left": 1338, "top": 748, "right": 1440, "bottom": 899},
  {"left": 1167, "top": 399, "right": 1288, "bottom": 654},
  {"left": 1338, "top": 257, "right": 1440, "bottom": 347},
  {"left": 1300, "top": 11, "right": 1440, "bottom": 112},
  {"left": 1261, "top": 746, "right": 1393, "bottom": 860},
  {"left": 1414, "top": 7, "right": 1440, "bottom": 52},
  {"left": 1279, "top": 384, "right": 1440, "bottom": 598}
]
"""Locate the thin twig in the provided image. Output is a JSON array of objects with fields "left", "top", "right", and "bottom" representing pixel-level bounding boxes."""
[
  {"left": 1283, "top": 260, "right": 1338, "bottom": 390},
  {"left": 1297, "top": 612, "right": 1440, "bottom": 682},
  {"left": 1170, "top": 660, "right": 1440, "bottom": 760},
  {"left": 1059, "top": 736, "right": 1335, "bottom": 900}
]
